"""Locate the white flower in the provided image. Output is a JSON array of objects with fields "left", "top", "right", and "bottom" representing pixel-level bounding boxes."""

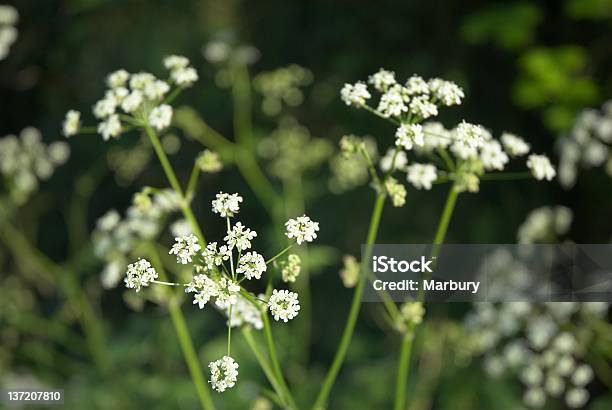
[
  {"left": 225, "top": 222, "right": 257, "bottom": 251},
  {"left": 454, "top": 121, "right": 485, "bottom": 149},
  {"left": 148, "top": 104, "right": 173, "bottom": 131},
  {"left": 124, "top": 258, "right": 158, "bottom": 292},
  {"left": 566, "top": 388, "right": 589, "bottom": 409},
  {"left": 501, "top": 132, "right": 530, "bottom": 156},
  {"left": 281, "top": 254, "right": 301, "bottom": 283},
  {"left": 215, "top": 277, "right": 240, "bottom": 308},
  {"left": 97, "top": 209, "right": 120, "bottom": 231},
  {"left": 185, "top": 274, "right": 218, "bottom": 309},
  {"left": 368, "top": 68, "right": 396, "bottom": 92},
  {"left": 237, "top": 251, "right": 266, "bottom": 280},
  {"left": 121, "top": 90, "right": 143, "bottom": 113},
  {"left": 169, "top": 234, "right": 201, "bottom": 264},
  {"left": 380, "top": 148, "right": 408, "bottom": 172},
  {"left": 527, "top": 154, "right": 556, "bottom": 181},
  {"left": 212, "top": 192, "right": 243, "bottom": 217},
  {"left": 164, "top": 55, "right": 190, "bottom": 70},
  {"left": 406, "top": 163, "right": 437, "bottom": 190},
  {"left": 202, "top": 242, "right": 231, "bottom": 269},
  {"left": 209, "top": 356, "right": 239, "bottom": 393},
  {"left": 409, "top": 95, "right": 438, "bottom": 119},
  {"left": 572, "top": 364, "right": 593, "bottom": 386},
  {"left": 106, "top": 69, "right": 130, "bottom": 88},
  {"left": 93, "top": 97, "right": 117, "bottom": 119},
  {"left": 404, "top": 75, "right": 429, "bottom": 95},
  {"left": 428, "top": 78, "right": 464, "bottom": 106},
  {"left": 523, "top": 388, "right": 546, "bottom": 408},
  {"left": 377, "top": 84, "right": 408, "bottom": 118},
  {"left": 171, "top": 67, "right": 199, "bottom": 87},
  {"left": 197, "top": 150, "right": 223, "bottom": 173},
  {"left": 480, "top": 140, "right": 509, "bottom": 171},
  {"left": 97, "top": 114, "right": 122, "bottom": 140},
  {"left": 520, "top": 364, "right": 543, "bottom": 386},
  {"left": 267, "top": 289, "right": 300, "bottom": 322},
  {"left": 450, "top": 141, "right": 478, "bottom": 160},
  {"left": 62, "top": 110, "right": 81, "bottom": 137},
  {"left": 170, "top": 219, "right": 192, "bottom": 237},
  {"left": 340, "top": 81, "right": 371, "bottom": 107},
  {"left": 144, "top": 79, "right": 170, "bottom": 100},
  {"left": 544, "top": 374, "right": 565, "bottom": 397},
  {"left": 420, "top": 122, "right": 452, "bottom": 150},
  {"left": 385, "top": 177, "right": 407, "bottom": 207},
  {"left": 395, "top": 123, "right": 424, "bottom": 150},
  {"left": 225, "top": 294, "right": 263, "bottom": 329},
  {"left": 285, "top": 215, "right": 319, "bottom": 244},
  {"left": 129, "top": 72, "right": 156, "bottom": 90}
]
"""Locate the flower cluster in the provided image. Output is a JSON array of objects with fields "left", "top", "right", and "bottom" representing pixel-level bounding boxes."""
[
  {"left": 121, "top": 192, "right": 319, "bottom": 393},
  {"left": 258, "top": 117, "right": 334, "bottom": 179},
  {"left": 63, "top": 55, "right": 198, "bottom": 140},
  {"left": 558, "top": 100, "right": 612, "bottom": 188},
  {"left": 337, "top": 70, "right": 557, "bottom": 199},
  {"left": 517, "top": 206, "right": 573, "bottom": 244},
  {"left": 0, "top": 127, "right": 70, "bottom": 203},
  {"left": 0, "top": 4, "right": 18, "bottom": 60},
  {"left": 253, "top": 65, "right": 313, "bottom": 115},
  {"left": 93, "top": 189, "right": 181, "bottom": 289},
  {"left": 196, "top": 150, "right": 223, "bottom": 173}
]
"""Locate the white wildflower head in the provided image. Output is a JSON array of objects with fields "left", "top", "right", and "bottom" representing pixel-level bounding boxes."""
[
  {"left": 340, "top": 81, "right": 371, "bottom": 107},
  {"left": 148, "top": 104, "right": 173, "bottom": 131},
  {"left": 428, "top": 78, "right": 464, "bottom": 106},
  {"left": 280, "top": 254, "right": 301, "bottom": 283},
  {"left": 398, "top": 302, "right": 425, "bottom": 330},
  {"left": 501, "top": 132, "right": 530, "bottom": 156},
  {"left": 339, "top": 255, "right": 360, "bottom": 288},
  {"left": 404, "top": 75, "right": 429, "bottom": 95},
  {"left": 285, "top": 215, "right": 319, "bottom": 244},
  {"left": 385, "top": 177, "right": 407, "bottom": 207},
  {"left": 395, "top": 123, "right": 424, "bottom": 150},
  {"left": 368, "top": 68, "right": 396, "bottom": 92},
  {"left": 225, "top": 222, "right": 257, "bottom": 251},
  {"left": 98, "top": 114, "right": 122, "bottom": 141},
  {"left": 164, "top": 55, "right": 198, "bottom": 87},
  {"left": 377, "top": 84, "right": 408, "bottom": 118},
  {"left": 62, "top": 110, "right": 81, "bottom": 137},
  {"left": 209, "top": 356, "right": 239, "bottom": 393},
  {"left": 454, "top": 121, "right": 485, "bottom": 149},
  {"left": 237, "top": 251, "right": 266, "bottom": 280},
  {"left": 169, "top": 234, "right": 201, "bottom": 264},
  {"left": 212, "top": 192, "right": 243, "bottom": 218},
  {"left": 121, "top": 90, "right": 143, "bottom": 113},
  {"left": 197, "top": 150, "right": 223, "bottom": 173},
  {"left": 409, "top": 95, "right": 438, "bottom": 119},
  {"left": 124, "top": 258, "right": 158, "bottom": 292},
  {"left": 480, "top": 140, "right": 509, "bottom": 171},
  {"left": 267, "top": 289, "right": 300, "bottom": 322},
  {"left": 202, "top": 242, "right": 231, "bottom": 269},
  {"left": 565, "top": 388, "right": 589, "bottom": 409},
  {"left": 380, "top": 148, "right": 408, "bottom": 172},
  {"left": 406, "top": 163, "right": 437, "bottom": 190},
  {"left": 527, "top": 154, "right": 556, "bottom": 181},
  {"left": 215, "top": 277, "right": 240, "bottom": 308},
  {"left": 107, "top": 69, "right": 130, "bottom": 88},
  {"left": 185, "top": 274, "right": 218, "bottom": 309},
  {"left": 225, "top": 294, "right": 263, "bottom": 330}
]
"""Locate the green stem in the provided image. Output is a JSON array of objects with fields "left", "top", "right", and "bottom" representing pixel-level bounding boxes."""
[
  {"left": 266, "top": 244, "right": 294, "bottom": 265},
  {"left": 480, "top": 171, "right": 532, "bottom": 181},
  {"left": 394, "top": 187, "right": 459, "bottom": 410},
  {"left": 147, "top": 244, "right": 216, "bottom": 410},
  {"left": 186, "top": 164, "right": 201, "bottom": 199},
  {"left": 262, "top": 312, "right": 298, "bottom": 409},
  {"left": 242, "top": 328, "right": 291, "bottom": 408},
  {"left": 312, "top": 192, "right": 386, "bottom": 410},
  {"left": 394, "top": 334, "right": 414, "bottom": 410}
]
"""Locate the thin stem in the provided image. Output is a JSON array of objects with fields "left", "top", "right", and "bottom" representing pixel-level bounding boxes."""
[
  {"left": 152, "top": 280, "right": 184, "bottom": 287},
  {"left": 395, "top": 187, "right": 460, "bottom": 410},
  {"left": 227, "top": 217, "right": 235, "bottom": 279},
  {"left": 186, "top": 164, "right": 201, "bottom": 200},
  {"left": 147, "top": 244, "right": 215, "bottom": 410},
  {"left": 480, "top": 171, "right": 532, "bottom": 181},
  {"left": 227, "top": 305, "right": 233, "bottom": 356},
  {"left": 266, "top": 244, "right": 294, "bottom": 265},
  {"left": 312, "top": 192, "right": 386, "bottom": 410},
  {"left": 242, "top": 328, "right": 290, "bottom": 407},
  {"left": 363, "top": 104, "right": 400, "bottom": 126},
  {"left": 394, "top": 334, "right": 414, "bottom": 410},
  {"left": 262, "top": 312, "right": 298, "bottom": 409},
  {"left": 164, "top": 87, "right": 183, "bottom": 105},
  {"left": 359, "top": 145, "right": 382, "bottom": 187}
]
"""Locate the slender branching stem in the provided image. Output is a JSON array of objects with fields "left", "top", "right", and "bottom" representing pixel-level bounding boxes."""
[
  {"left": 266, "top": 244, "right": 294, "bottom": 265},
  {"left": 313, "top": 192, "right": 386, "bottom": 410}
]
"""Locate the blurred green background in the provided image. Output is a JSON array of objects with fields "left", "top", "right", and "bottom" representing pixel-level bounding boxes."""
[{"left": 1, "top": 0, "right": 611, "bottom": 409}]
